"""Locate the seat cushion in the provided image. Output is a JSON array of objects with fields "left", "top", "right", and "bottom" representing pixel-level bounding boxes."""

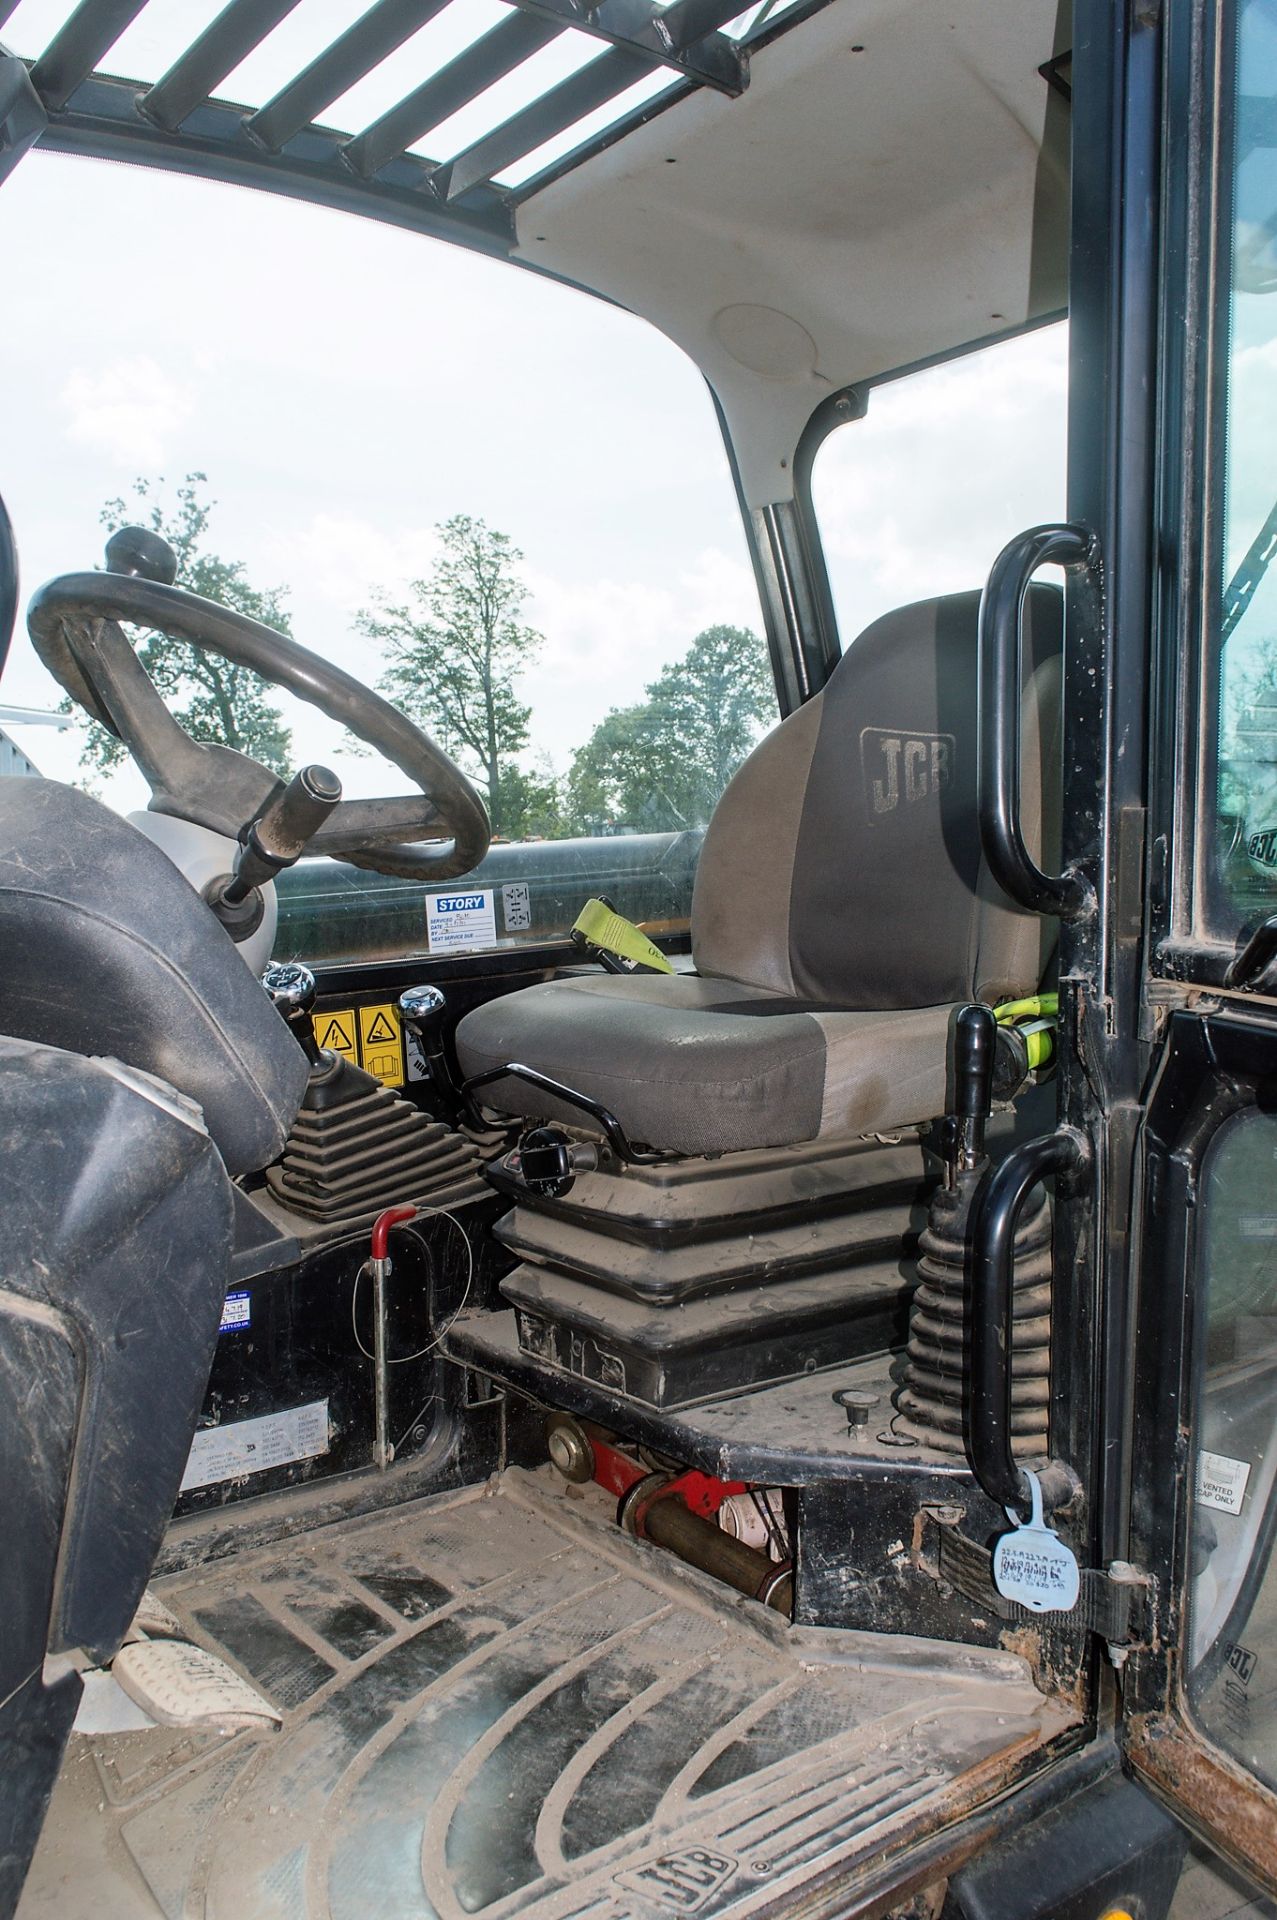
[{"left": 456, "top": 974, "right": 955, "bottom": 1155}]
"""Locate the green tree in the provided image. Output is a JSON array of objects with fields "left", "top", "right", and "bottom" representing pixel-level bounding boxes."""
[
  {"left": 76, "top": 473, "right": 292, "bottom": 781},
  {"left": 566, "top": 624, "right": 774, "bottom": 833},
  {"left": 358, "top": 514, "right": 551, "bottom": 839}
]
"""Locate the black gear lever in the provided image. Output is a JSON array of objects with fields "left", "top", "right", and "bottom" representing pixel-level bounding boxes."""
[
  {"left": 398, "top": 984, "right": 460, "bottom": 1123},
  {"left": 949, "top": 1002, "right": 997, "bottom": 1183}
]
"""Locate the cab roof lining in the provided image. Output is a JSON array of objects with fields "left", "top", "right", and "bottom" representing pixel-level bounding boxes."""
[{"left": 0, "top": 0, "right": 1069, "bottom": 506}]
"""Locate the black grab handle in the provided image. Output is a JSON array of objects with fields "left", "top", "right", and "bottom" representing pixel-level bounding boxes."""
[
  {"left": 969, "top": 1125, "right": 1092, "bottom": 1520},
  {"left": 978, "top": 523, "right": 1098, "bottom": 922}
]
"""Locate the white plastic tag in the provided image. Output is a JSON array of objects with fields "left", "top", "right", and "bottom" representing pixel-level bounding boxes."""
[{"left": 991, "top": 1470, "right": 1081, "bottom": 1614}]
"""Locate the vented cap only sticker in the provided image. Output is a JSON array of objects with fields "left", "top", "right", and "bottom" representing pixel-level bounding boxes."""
[{"left": 1197, "top": 1449, "right": 1252, "bottom": 1514}]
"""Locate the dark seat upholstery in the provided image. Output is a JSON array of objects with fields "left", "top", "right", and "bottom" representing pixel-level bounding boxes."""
[
  {"left": 0, "top": 778, "right": 307, "bottom": 1174},
  {"left": 457, "top": 587, "right": 1061, "bottom": 1153}
]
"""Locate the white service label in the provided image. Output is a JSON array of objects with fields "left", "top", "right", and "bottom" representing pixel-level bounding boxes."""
[
  {"left": 425, "top": 888, "right": 497, "bottom": 953},
  {"left": 179, "top": 1399, "right": 330, "bottom": 1493},
  {"left": 219, "top": 1290, "right": 250, "bottom": 1332},
  {"left": 1197, "top": 1449, "right": 1252, "bottom": 1514}
]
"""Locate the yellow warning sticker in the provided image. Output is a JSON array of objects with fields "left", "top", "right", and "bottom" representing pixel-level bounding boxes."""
[
  {"left": 315, "top": 1008, "right": 357, "bottom": 1061},
  {"left": 358, "top": 1003, "right": 405, "bottom": 1088}
]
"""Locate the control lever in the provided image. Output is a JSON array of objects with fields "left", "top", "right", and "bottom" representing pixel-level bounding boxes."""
[
  {"left": 205, "top": 764, "right": 342, "bottom": 943},
  {"left": 949, "top": 1001, "right": 997, "bottom": 1183},
  {"left": 261, "top": 960, "right": 327, "bottom": 1070},
  {"left": 398, "top": 985, "right": 460, "bottom": 1123}
]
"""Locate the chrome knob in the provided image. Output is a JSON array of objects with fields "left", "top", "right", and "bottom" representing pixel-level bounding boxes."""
[
  {"left": 261, "top": 961, "right": 325, "bottom": 1069},
  {"left": 262, "top": 961, "right": 315, "bottom": 1016}
]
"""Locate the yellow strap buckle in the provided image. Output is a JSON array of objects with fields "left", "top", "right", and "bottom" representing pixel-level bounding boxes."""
[{"left": 571, "top": 898, "right": 673, "bottom": 975}]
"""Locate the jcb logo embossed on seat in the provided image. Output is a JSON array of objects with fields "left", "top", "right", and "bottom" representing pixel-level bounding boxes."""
[{"left": 861, "top": 727, "right": 954, "bottom": 817}]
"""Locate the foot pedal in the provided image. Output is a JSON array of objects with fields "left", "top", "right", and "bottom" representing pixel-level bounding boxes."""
[
  {"left": 111, "top": 1639, "right": 283, "bottom": 1731},
  {"left": 123, "top": 1587, "right": 185, "bottom": 1643}
]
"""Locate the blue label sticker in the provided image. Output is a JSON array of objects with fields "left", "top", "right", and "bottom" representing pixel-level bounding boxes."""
[{"left": 219, "top": 1291, "right": 251, "bottom": 1333}]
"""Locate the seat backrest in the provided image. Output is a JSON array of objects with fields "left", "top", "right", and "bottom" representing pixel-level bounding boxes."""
[
  {"left": 0, "top": 778, "right": 307, "bottom": 1174},
  {"left": 692, "top": 586, "right": 1061, "bottom": 1009}
]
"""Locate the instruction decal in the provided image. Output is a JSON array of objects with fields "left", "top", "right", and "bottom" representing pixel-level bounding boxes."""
[
  {"left": 315, "top": 1008, "right": 357, "bottom": 1061},
  {"left": 218, "top": 1291, "right": 250, "bottom": 1333},
  {"left": 426, "top": 888, "right": 497, "bottom": 953},
  {"left": 1197, "top": 1449, "right": 1252, "bottom": 1514},
  {"left": 358, "top": 1002, "right": 404, "bottom": 1088},
  {"left": 180, "top": 1399, "right": 330, "bottom": 1493}
]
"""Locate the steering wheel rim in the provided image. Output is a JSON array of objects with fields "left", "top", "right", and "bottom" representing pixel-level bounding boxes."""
[{"left": 28, "top": 569, "right": 491, "bottom": 881}]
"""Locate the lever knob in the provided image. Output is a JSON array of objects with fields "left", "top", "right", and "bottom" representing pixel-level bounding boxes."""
[
  {"left": 261, "top": 961, "right": 325, "bottom": 1069},
  {"left": 399, "top": 983, "right": 447, "bottom": 1037},
  {"left": 104, "top": 525, "right": 177, "bottom": 584},
  {"left": 398, "top": 984, "right": 456, "bottom": 1121}
]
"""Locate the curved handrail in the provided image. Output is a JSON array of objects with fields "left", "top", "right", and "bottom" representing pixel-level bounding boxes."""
[
  {"left": 969, "top": 1125, "right": 1092, "bottom": 1520},
  {"left": 978, "top": 522, "right": 1100, "bottom": 922}
]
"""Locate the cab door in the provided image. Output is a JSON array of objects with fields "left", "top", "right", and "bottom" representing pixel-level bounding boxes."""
[{"left": 1118, "top": 0, "right": 1277, "bottom": 1891}]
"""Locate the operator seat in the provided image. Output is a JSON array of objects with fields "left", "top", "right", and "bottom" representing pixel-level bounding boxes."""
[
  {"left": 0, "top": 776, "right": 308, "bottom": 1173},
  {"left": 456, "top": 588, "right": 1061, "bottom": 1154}
]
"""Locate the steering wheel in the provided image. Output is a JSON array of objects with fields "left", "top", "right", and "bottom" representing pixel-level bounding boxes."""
[{"left": 27, "top": 527, "right": 490, "bottom": 880}]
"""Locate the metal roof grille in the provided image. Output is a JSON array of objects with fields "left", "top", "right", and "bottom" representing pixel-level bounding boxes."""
[{"left": 0, "top": 0, "right": 828, "bottom": 257}]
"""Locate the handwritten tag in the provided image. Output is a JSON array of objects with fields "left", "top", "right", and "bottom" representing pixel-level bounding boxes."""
[{"left": 992, "top": 1470, "right": 1080, "bottom": 1614}]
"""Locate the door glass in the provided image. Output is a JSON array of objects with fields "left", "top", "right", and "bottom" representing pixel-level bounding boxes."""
[
  {"left": 1210, "top": 2, "right": 1277, "bottom": 926},
  {"left": 1186, "top": 1107, "right": 1277, "bottom": 1786},
  {"left": 811, "top": 323, "right": 1067, "bottom": 651}
]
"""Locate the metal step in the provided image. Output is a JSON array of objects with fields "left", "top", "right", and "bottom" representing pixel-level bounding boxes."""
[{"left": 19, "top": 1475, "right": 1074, "bottom": 1920}]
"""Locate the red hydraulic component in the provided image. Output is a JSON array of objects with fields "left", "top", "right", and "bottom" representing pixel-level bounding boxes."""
[
  {"left": 542, "top": 1414, "right": 792, "bottom": 1614},
  {"left": 661, "top": 1468, "right": 748, "bottom": 1518}
]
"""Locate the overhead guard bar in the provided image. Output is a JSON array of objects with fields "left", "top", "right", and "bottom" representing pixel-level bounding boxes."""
[
  {"left": 246, "top": 0, "right": 452, "bottom": 154},
  {"left": 343, "top": 12, "right": 561, "bottom": 179},
  {"left": 27, "top": 0, "right": 147, "bottom": 111},
  {"left": 978, "top": 522, "right": 1100, "bottom": 922},
  {"left": 142, "top": 0, "right": 302, "bottom": 133}
]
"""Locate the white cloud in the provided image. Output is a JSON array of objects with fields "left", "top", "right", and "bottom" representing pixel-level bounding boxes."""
[
  {"left": 265, "top": 513, "right": 443, "bottom": 619},
  {"left": 60, "top": 355, "right": 194, "bottom": 467}
]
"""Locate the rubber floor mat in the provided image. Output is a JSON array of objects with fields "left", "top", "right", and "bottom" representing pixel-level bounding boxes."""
[{"left": 19, "top": 1473, "right": 1073, "bottom": 1920}]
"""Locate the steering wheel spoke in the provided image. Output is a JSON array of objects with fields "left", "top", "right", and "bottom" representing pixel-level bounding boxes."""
[{"left": 28, "top": 551, "right": 491, "bottom": 882}]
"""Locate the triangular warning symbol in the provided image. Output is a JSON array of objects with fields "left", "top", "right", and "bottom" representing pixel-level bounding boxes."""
[
  {"left": 318, "top": 1015, "right": 354, "bottom": 1051},
  {"left": 365, "top": 1011, "right": 397, "bottom": 1044}
]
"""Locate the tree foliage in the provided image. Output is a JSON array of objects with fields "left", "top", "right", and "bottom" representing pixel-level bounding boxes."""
[
  {"left": 566, "top": 624, "right": 774, "bottom": 833},
  {"left": 358, "top": 514, "right": 547, "bottom": 839},
  {"left": 76, "top": 473, "right": 292, "bottom": 781}
]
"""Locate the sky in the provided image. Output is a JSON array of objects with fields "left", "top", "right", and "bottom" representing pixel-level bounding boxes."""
[{"left": 0, "top": 0, "right": 1070, "bottom": 821}]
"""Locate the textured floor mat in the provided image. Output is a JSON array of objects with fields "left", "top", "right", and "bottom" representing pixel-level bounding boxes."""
[{"left": 20, "top": 1474, "right": 1072, "bottom": 1920}]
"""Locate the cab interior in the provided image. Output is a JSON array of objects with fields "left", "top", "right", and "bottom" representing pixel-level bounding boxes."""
[{"left": 0, "top": 4, "right": 1094, "bottom": 1917}]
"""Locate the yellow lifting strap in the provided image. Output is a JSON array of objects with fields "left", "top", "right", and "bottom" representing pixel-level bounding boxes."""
[
  {"left": 571, "top": 898, "right": 674, "bottom": 974},
  {"left": 995, "top": 992, "right": 1058, "bottom": 1072}
]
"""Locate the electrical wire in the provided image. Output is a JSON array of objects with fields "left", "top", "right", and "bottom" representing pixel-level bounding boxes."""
[{"left": 350, "top": 1207, "right": 474, "bottom": 1365}]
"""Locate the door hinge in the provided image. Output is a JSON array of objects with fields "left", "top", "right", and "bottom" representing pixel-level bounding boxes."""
[{"left": 937, "top": 1520, "right": 1154, "bottom": 1653}]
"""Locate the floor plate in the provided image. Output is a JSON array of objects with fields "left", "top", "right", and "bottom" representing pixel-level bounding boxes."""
[{"left": 19, "top": 1474, "right": 1072, "bottom": 1920}]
